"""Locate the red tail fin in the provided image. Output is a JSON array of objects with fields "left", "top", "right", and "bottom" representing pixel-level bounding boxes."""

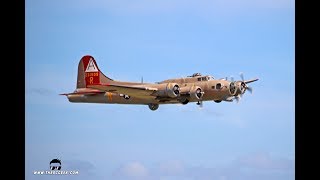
[{"left": 77, "top": 55, "right": 113, "bottom": 88}]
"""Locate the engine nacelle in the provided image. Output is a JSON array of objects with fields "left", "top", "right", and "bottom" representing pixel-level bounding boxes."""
[
  {"left": 179, "top": 85, "right": 204, "bottom": 101},
  {"left": 235, "top": 81, "right": 246, "bottom": 96},
  {"left": 190, "top": 86, "right": 204, "bottom": 100},
  {"left": 154, "top": 83, "right": 180, "bottom": 98},
  {"left": 229, "top": 81, "right": 237, "bottom": 95}
]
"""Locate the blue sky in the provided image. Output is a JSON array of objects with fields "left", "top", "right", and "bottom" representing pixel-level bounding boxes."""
[{"left": 26, "top": 0, "right": 294, "bottom": 179}]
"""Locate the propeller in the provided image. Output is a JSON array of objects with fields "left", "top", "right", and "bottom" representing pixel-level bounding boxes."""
[
  {"left": 234, "top": 95, "right": 241, "bottom": 103},
  {"left": 173, "top": 85, "right": 180, "bottom": 95},
  {"left": 230, "top": 76, "right": 234, "bottom": 82},
  {"left": 246, "top": 86, "right": 253, "bottom": 94},
  {"left": 231, "top": 72, "right": 258, "bottom": 102},
  {"left": 238, "top": 72, "right": 253, "bottom": 94},
  {"left": 197, "top": 91, "right": 204, "bottom": 108},
  {"left": 240, "top": 72, "right": 244, "bottom": 81},
  {"left": 197, "top": 100, "right": 204, "bottom": 108},
  {"left": 195, "top": 86, "right": 205, "bottom": 108}
]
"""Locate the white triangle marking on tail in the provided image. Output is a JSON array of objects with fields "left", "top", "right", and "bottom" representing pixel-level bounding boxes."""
[{"left": 85, "top": 58, "right": 98, "bottom": 72}]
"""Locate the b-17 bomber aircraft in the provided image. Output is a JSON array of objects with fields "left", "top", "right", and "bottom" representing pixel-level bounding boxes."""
[{"left": 61, "top": 55, "right": 259, "bottom": 111}]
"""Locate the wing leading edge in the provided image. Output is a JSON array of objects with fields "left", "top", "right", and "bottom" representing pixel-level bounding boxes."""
[{"left": 87, "top": 83, "right": 158, "bottom": 97}]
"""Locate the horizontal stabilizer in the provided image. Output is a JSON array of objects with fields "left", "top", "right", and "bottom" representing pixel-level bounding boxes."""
[{"left": 60, "top": 89, "right": 104, "bottom": 96}]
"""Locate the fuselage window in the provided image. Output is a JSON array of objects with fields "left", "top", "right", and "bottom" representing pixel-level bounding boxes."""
[{"left": 216, "top": 83, "right": 222, "bottom": 89}]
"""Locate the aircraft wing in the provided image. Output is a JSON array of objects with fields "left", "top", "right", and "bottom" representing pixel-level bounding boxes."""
[{"left": 87, "top": 83, "right": 157, "bottom": 97}]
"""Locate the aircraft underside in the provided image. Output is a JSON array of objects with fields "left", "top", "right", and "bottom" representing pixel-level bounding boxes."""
[{"left": 66, "top": 93, "right": 211, "bottom": 111}]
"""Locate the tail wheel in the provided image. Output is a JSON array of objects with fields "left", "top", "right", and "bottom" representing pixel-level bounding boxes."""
[{"left": 148, "top": 104, "right": 159, "bottom": 111}]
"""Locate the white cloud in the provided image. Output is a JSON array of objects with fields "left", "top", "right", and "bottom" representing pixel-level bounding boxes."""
[
  {"left": 235, "top": 152, "right": 294, "bottom": 170},
  {"left": 159, "top": 160, "right": 185, "bottom": 176},
  {"left": 113, "top": 161, "right": 149, "bottom": 179},
  {"left": 113, "top": 153, "right": 294, "bottom": 180}
]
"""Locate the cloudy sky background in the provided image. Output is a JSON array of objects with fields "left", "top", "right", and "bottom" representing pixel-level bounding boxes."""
[{"left": 26, "top": 0, "right": 294, "bottom": 179}]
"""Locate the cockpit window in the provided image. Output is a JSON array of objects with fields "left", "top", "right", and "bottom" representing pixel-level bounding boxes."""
[{"left": 197, "top": 76, "right": 214, "bottom": 81}]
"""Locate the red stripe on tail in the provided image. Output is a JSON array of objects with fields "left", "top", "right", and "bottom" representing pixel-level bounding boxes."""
[{"left": 81, "top": 56, "right": 100, "bottom": 87}]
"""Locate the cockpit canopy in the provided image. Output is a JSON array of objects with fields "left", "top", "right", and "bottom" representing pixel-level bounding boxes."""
[
  {"left": 188, "top": 73, "right": 214, "bottom": 81},
  {"left": 196, "top": 75, "right": 214, "bottom": 81}
]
